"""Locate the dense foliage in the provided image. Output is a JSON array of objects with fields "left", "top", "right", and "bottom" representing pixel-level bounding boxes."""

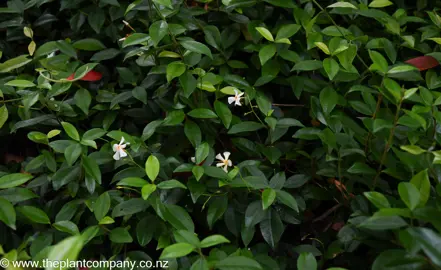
[{"left": 1, "top": 0, "right": 441, "bottom": 269}]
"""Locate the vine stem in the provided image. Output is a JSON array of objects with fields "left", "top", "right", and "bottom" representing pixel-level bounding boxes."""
[
  {"left": 372, "top": 95, "right": 403, "bottom": 190},
  {"left": 364, "top": 93, "right": 383, "bottom": 155},
  {"left": 149, "top": 0, "right": 183, "bottom": 57},
  {"left": 0, "top": 98, "right": 23, "bottom": 103},
  {"left": 311, "top": 0, "right": 371, "bottom": 72}
]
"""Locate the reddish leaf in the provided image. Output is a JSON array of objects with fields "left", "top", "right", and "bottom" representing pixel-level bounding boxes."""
[
  {"left": 405, "top": 56, "right": 439, "bottom": 71},
  {"left": 66, "top": 70, "right": 103, "bottom": 81},
  {"left": 332, "top": 221, "right": 345, "bottom": 231}
]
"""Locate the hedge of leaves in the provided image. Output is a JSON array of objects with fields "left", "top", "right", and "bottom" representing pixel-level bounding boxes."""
[{"left": 1, "top": 0, "right": 441, "bottom": 269}]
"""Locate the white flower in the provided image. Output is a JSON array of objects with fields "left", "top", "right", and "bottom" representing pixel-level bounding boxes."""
[
  {"left": 118, "top": 37, "right": 126, "bottom": 42},
  {"left": 122, "top": 20, "right": 129, "bottom": 26},
  {"left": 47, "top": 51, "right": 56, "bottom": 58},
  {"left": 216, "top": 151, "right": 232, "bottom": 172},
  {"left": 191, "top": 157, "right": 196, "bottom": 163},
  {"left": 227, "top": 89, "right": 244, "bottom": 106},
  {"left": 112, "top": 137, "right": 129, "bottom": 160}
]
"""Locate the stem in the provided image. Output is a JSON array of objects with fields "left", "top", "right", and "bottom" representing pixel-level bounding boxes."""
[
  {"left": 126, "top": 151, "right": 144, "bottom": 170},
  {"left": 364, "top": 94, "right": 383, "bottom": 155},
  {"left": 150, "top": 0, "right": 183, "bottom": 56},
  {"left": 311, "top": 0, "right": 371, "bottom": 71},
  {"left": 272, "top": 103, "right": 305, "bottom": 107},
  {"left": 372, "top": 96, "right": 402, "bottom": 190},
  {"left": 0, "top": 97, "right": 23, "bottom": 103}
]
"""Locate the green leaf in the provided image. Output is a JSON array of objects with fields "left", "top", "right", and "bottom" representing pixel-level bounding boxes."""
[
  {"left": 260, "top": 210, "right": 284, "bottom": 249},
  {"left": 0, "top": 106, "right": 8, "bottom": 129},
  {"left": 166, "top": 61, "right": 186, "bottom": 82},
  {"left": 180, "top": 40, "right": 213, "bottom": 59},
  {"left": 93, "top": 192, "right": 110, "bottom": 221},
  {"left": 0, "top": 197, "right": 16, "bottom": 229},
  {"left": 292, "top": 127, "right": 321, "bottom": 140},
  {"left": 373, "top": 119, "right": 393, "bottom": 133},
  {"left": 112, "top": 198, "right": 149, "bottom": 217},
  {"left": 153, "top": 0, "right": 172, "bottom": 8},
  {"left": 407, "top": 228, "right": 441, "bottom": 267},
  {"left": 228, "top": 121, "right": 265, "bottom": 134},
  {"left": 184, "top": 119, "right": 202, "bottom": 148},
  {"left": 90, "top": 48, "right": 120, "bottom": 62},
  {"left": 255, "top": 27, "right": 274, "bottom": 41},
  {"left": 369, "top": 0, "right": 393, "bottom": 8},
  {"left": 132, "top": 86, "right": 148, "bottom": 104},
  {"left": 322, "top": 26, "right": 352, "bottom": 37},
  {"left": 122, "top": 33, "right": 150, "bottom": 48},
  {"left": 195, "top": 142, "right": 209, "bottom": 164},
  {"left": 259, "top": 44, "right": 277, "bottom": 66},
  {"left": 319, "top": 87, "right": 338, "bottom": 114},
  {"left": 363, "top": 192, "right": 390, "bottom": 209},
  {"left": 117, "top": 177, "right": 148, "bottom": 187},
  {"left": 46, "top": 236, "right": 83, "bottom": 270},
  {"left": 74, "top": 88, "right": 91, "bottom": 115},
  {"left": 315, "top": 42, "right": 330, "bottom": 55},
  {"left": 276, "top": 24, "right": 301, "bottom": 40},
  {"left": 109, "top": 227, "right": 133, "bottom": 243},
  {"left": 262, "top": 189, "right": 276, "bottom": 210},
  {"left": 61, "top": 122, "right": 80, "bottom": 141},
  {"left": 180, "top": 71, "right": 197, "bottom": 97},
  {"left": 159, "top": 243, "right": 194, "bottom": 259},
  {"left": 398, "top": 182, "right": 420, "bottom": 210},
  {"left": 347, "top": 162, "right": 376, "bottom": 175},
  {"left": 388, "top": 65, "right": 418, "bottom": 74},
  {"left": 214, "top": 100, "right": 232, "bottom": 129},
  {"left": 369, "top": 50, "right": 388, "bottom": 73},
  {"left": 163, "top": 204, "right": 195, "bottom": 232},
  {"left": 157, "top": 180, "right": 187, "bottom": 190},
  {"left": 99, "top": 216, "right": 114, "bottom": 225},
  {"left": 291, "top": 60, "right": 323, "bottom": 71},
  {"left": 200, "top": 235, "right": 230, "bottom": 248},
  {"left": 410, "top": 169, "right": 430, "bottom": 207},
  {"left": 188, "top": 108, "right": 218, "bottom": 119},
  {"left": 400, "top": 145, "right": 426, "bottom": 155},
  {"left": 88, "top": 9, "right": 105, "bottom": 33},
  {"left": 56, "top": 40, "right": 77, "bottom": 59},
  {"left": 163, "top": 110, "right": 185, "bottom": 126},
  {"left": 0, "top": 55, "right": 31, "bottom": 73},
  {"left": 53, "top": 221, "right": 80, "bottom": 235},
  {"left": 5, "top": 79, "right": 35, "bottom": 87},
  {"left": 359, "top": 216, "right": 408, "bottom": 230},
  {"left": 82, "top": 155, "right": 101, "bottom": 184},
  {"left": 327, "top": 2, "right": 358, "bottom": 9},
  {"left": 73, "top": 38, "right": 106, "bottom": 51},
  {"left": 264, "top": 0, "right": 295, "bottom": 8},
  {"left": 145, "top": 155, "right": 160, "bottom": 182},
  {"left": 64, "top": 143, "right": 82, "bottom": 166},
  {"left": 383, "top": 77, "right": 402, "bottom": 104},
  {"left": 0, "top": 173, "right": 33, "bottom": 189},
  {"left": 150, "top": 20, "right": 168, "bottom": 46},
  {"left": 216, "top": 256, "right": 262, "bottom": 270},
  {"left": 276, "top": 190, "right": 299, "bottom": 212},
  {"left": 17, "top": 205, "right": 50, "bottom": 224},
  {"left": 82, "top": 128, "right": 106, "bottom": 141},
  {"left": 191, "top": 258, "right": 209, "bottom": 270},
  {"left": 323, "top": 58, "right": 339, "bottom": 80},
  {"left": 141, "top": 184, "right": 157, "bottom": 200},
  {"left": 297, "top": 253, "right": 317, "bottom": 270}
]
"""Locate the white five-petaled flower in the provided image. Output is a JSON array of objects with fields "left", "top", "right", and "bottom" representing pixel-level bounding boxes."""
[
  {"left": 216, "top": 152, "right": 232, "bottom": 172},
  {"left": 113, "top": 137, "right": 129, "bottom": 160},
  {"left": 228, "top": 89, "right": 244, "bottom": 106}
]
